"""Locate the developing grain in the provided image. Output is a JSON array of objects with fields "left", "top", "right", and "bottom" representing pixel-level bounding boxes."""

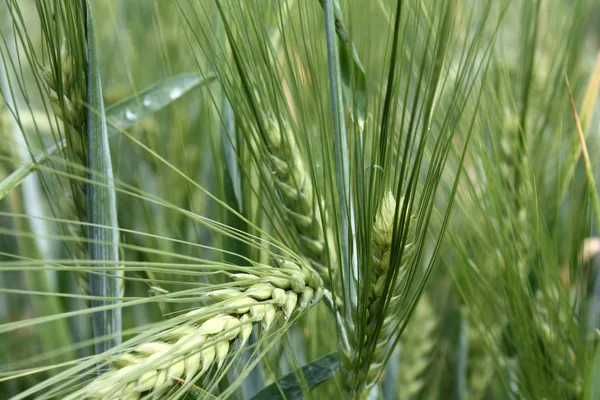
[{"left": 71, "top": 260, "right": 323, "bottom": 400}]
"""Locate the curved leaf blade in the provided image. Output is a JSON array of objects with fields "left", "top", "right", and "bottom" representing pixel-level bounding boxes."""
[
  {"left": 85, "top": 0, "right": 122, "bottom": 354},
  {"left": 249, "top": 353, "right": 340, "bottom": 400},
  {"left": 0, "top": 74, "right": 214, "bottom": 202},
  {"left": 106, "top": 73, "right": 216, "bottom": 130}
]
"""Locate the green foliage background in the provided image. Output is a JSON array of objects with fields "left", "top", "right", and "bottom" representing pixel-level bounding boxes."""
[{"left": 0, "top": 0, "right": 599, "bottom": 399}]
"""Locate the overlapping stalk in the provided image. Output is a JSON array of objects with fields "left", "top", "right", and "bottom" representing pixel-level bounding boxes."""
[{"left": 73, "top": 260, "right": 323, "bottom": 399}]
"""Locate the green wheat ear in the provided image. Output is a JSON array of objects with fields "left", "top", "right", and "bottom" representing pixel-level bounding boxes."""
[
  {"left": 261, "top": 114, "right": 330, "bottom": 283},
  {"left": 41, "top": 43, "right": 91, "bottom": 295},
  {"left": 342, "top": 191, "right": 416, "bottom": 396},
  {"left": 73, "top": 260, "right": 323, "bottom": 399}
]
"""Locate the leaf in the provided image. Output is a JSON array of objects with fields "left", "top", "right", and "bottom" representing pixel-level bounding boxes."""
[
  {"left": 106, "top": 73, "right": 216, "bottom": 131},
  {"left": 318, "top": 0, "right": 367, "bottom": 129},
  {"left": 249, "top": 353, "right": 340, "bottom": 400},
  {"left": 0, "top": 74, "right": 214, "bottom": 202},
  {"left": 84, "top": 0, "right": 122, "bottom": 354}
]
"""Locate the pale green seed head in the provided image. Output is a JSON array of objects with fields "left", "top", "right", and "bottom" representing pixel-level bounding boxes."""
[
  {"left": 299, "top": 286, "right": 314, "bottom": 308},
  {"left": 267, "top": 275, "right": 292, "bottom": 289},
  {"left": 250, "top": 304, "right": 266, "bottom": 321},
  {"left": 238, "top": 314, "right": 253, "bottom": 344},
  {"left": 289, "top": 273, "right": 306, "bottom": 293},
  {"left": 207, "top": 288, "right": 243, "bottom": 301},
  {"left": 136, "top": 342, "right": 171, "bottom": 355},
  {"left": 176, "top": 333, "right": 206, "bottom": 354},
  {"left": 135, "top": 369, "right": 157, "bottom": 392},
  {"left": 223, "top": 318, "right": 241, "bottom": 340},
  {"left": 300, "top": 235, "right": 325, "bottom": 255},
  {"left": 199, "top": 314, "right": 234, "bottom": 335},
  {"left": 229, "top": 273, "right": 259, "bottom": 282},
  {"left": 283, "top": 291, "right": 298, "bottom": 319},
  {"left": 245, "top": 283, "right": 274, "bottom": 300},
  {"left": 373, "top": 191, "right": 396, "bottom": 249},
  {"left": 185, "top": 353, "right": 201, "bottom": 381},
  {"left": 164, "top": 326, "right": 197, "bottom": 340},
  {"left": 109, "top": 354, "right": 143, "bottom": 368},
  {"left": 271, "top": 288, "right": 287, "bottom": 306},
  {"left": 167, "top": 359, "right": 186, "bottom": 384},
  {"left": 279, "top": 259, "right": 302, "bottom": 273},
  {"left": 226, "top": 297, "right": 257, "bottom": 314},
  {"left": 215, "top": 340, "right": 230, "bottom": 369},
  {"left": 262, "top": 304, "right": 277, "bottom": 330},
  {"left": 199, "top": 344, "right": 216, "bottom": 376}
]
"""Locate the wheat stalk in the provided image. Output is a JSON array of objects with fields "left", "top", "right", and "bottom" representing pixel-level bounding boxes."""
[
  {"left": 342, "top": 191, "right": 416, "bottom": 397},
  {"left": 72, "top": 259, "right": 323, "bottom": 399}
]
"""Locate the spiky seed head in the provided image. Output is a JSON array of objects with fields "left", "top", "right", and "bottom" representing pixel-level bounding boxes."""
[
  {"left": 272, "top": 288, "right": 287, "bottom": 306},
  {"left": 223, "top": 318, "right": 241, "bottom": 340},
  {"left": 199, "top": 345, "right": 216, "bottom": 375},
  {"left": 109, "top": 354, "right": 143, "bottom": 368},
  {"left": 168, "top": 360, "right": 185, "bottom": 383},
  {"left": 268, "top": 275, "right": 292, "bottom": 289},
  {"left": 250, "top": 304, "right": 266, "bottom": 321},
  {"left": 185, "top": 352, "right": 201, "bottom": 381},
  {"left": 262, "top": 304, "right": 278, "bottom": 330},
  {"left": 238, "top": 314, "right": 253, "bottom": 344},
  {"left": 226, "top": 297, "right": 256, "bottom": 314},
  {"left": 176, "top": 334, "right": 206, "bottom": 354},
  {"left": 215, "top": 341, "right": 230, "bottom": 368},
  {"left": 287, "top": 208, "right": 313, "bottom": 229},
  {"left": 280, "top": 259, "right": 302, "bottom": 272},
  {"left": 229, "top": 273, "right": 259, "bottom": 282},
  {"left": 136, "top": 342, "right": 171, "bottom": 355},
  {"left": 165, "top": 326, "right": 197, "bottom": 340},
  {"left": 79, "top": 260, "right": 324, "bottom": 399},
  {"left": 299, "top": 286, "right": 314, "bottom": 308},
  {"left": 199, "top": 314, "right": 234, "bottom": 335},
  {"left": 265, "top": 117, "right": 282, "bottom": 149},
  {"left": 373, "top": 191, "right": 396, "bottom": 248},
  {"left": 289, "top": 273, "right": 306, "bottom": 293},
  {"left": 245, "top": 283, "right": 275, "bottom": 300},
  {"left": 152, "top": 369, "right": 168, "bottom": 392},
  {"left": 136, "top": 370, "right": 157, "bottom": 392},
  {"left": 207, "top": 288, "right": 243, "bottom": 301},
  {"left": 314, "top": 286, "right": 324, "bottom": 303},
  {"left": 284, "top": 291, "right": 298, "bottom": 318},
  {"left": 300, "top": 235, "right": 325, "bottom": 255}
]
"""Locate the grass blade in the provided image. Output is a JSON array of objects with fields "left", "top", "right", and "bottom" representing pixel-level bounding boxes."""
[
  {"left": 565, "top": 72, "right": 600, "bottom": 229},
  {"left": 84, "top": 0, "right": 122, "bottom": 355},
  {"left": 249, "top": 353, "right": 340, "bottom": 400},
  {"left": 0, "top": 74, "right": 214, "bottom": 202},
  {"left": 107, "top": 73, "right": 216, "bottom": 131},
  {"left": 318, "top": 0, "right": 367, "bottom": 129}
]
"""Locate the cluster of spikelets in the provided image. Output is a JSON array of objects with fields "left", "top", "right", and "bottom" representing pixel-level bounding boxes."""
[
  {"left": 71, "top": 260, "right": 323, "bottom": 400},
  {"left": 41, "top": 45, "right": 92, "bottom": 294},
  {"left": 260, "top": 114, "right": 329, "bottom": 283},
  {"left": 342, "top": 191, "right": 416, "bottom": 395}
]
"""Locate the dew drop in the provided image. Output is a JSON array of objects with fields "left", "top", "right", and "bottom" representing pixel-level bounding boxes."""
[
  {"left": 125, "top": 109, "right": 137, "bottom": 120},
  {"left": 169, "top": 87, "right": 183, "bottom": 99},
  {"left": 142, "top": 98, "right": 152, "bottom": 107}
]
